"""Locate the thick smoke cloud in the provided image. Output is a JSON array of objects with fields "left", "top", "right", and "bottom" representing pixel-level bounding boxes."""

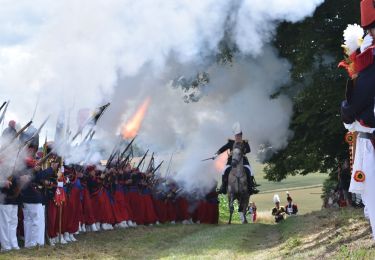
[{"left": 0, "top": 0, "right": 324, "bottom": 192}]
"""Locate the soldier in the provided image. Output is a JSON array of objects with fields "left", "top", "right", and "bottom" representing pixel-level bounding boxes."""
[
  {"left": 285, "top": 192, "right": 298, "bottom": 216},
  {"left": 340, "top": 0, "right": 375, "bottom": 239},
  {"left": 271, "top": 194, "right": 285, "bottom": 223},
  {"left": 21, "top": 158, "right": 57, "bottom": 248},
  {"left": 1, "top": 120, "right": 17, "bottom": 140},
  {"left": 0, "top": 173, "right": 20, "bottom": 251},
  {"left": 216, "top": 122, "right": 259, "bottom": 195},
  {"left": 247, "top": 201, "right": 257, "bottom": 222}
]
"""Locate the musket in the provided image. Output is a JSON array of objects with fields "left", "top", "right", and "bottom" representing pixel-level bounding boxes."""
[
  {"left": 71, "top": 102, "right": 110, "bottom": 142},
  {"left": 106, "top": 144, "right": 120, "bottom": 169},
  {"left": 0, "top": 101, "right": 6, "bottom": 113},
  {"left": 14, "top": 120, "right": 33, "bottom": 139},
  {"left": 119, "top": 135, "right": 137, "bottom": 159},
  {"left": 146, "top": 152, "right": 155, "bottom": 172},
  {"left": 152, "top": 161, "right": 164, "bottom": 174},
  {"left": 82, "top": 129, "right": 94, "bottom": 143},
  {"left": 88, "top": 130, "right": 95, "bottom": 141},
  {"left": 119, "top": 153, "right": 131, "bottom": 168},
  {"left": 30, "top": 95, "right": 40, "bottom": 121},
  {"left": 0, "top": 101, "right": 9, "bottom": 126},
  {"left": 136, "top": 149, "right": 149, "bottom": 170},
  {"left": 201, "top": 156, "right": 216, "bottom": 162}
]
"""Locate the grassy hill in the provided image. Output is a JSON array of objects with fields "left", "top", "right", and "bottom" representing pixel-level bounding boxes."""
[{"left": 2, "top": 208, "right": 373, "bottom": 259}]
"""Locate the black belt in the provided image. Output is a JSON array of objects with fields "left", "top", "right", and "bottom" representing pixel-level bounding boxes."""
[{"left": 358, "top": 132, "right": 374, "bottom": 140}]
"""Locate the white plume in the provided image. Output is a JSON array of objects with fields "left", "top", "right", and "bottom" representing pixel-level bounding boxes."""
[
  {"left": 273, "top": 194, "right": 280, "bottom": 203},
  {"left": 343, "top": 24, "right": 364, "bottom": 54}
]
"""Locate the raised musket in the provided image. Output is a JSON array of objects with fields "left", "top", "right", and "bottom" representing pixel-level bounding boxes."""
[
  {"left": 119, "top": 136, "right": 137, "bottom": 159},
  {"left": 152, "top": 161, "right": 164, "bottom": 174},
  {"left": 14, "top": 120, "right": 33, "bottom": 139},
  {"left": 0, "top": 100, "right": 9, "bottom": 125},
  {"left": 0, "top": 101, "right": 6, "bottom": 113},
  {"left": 146, "top": 152, "right": 155, "bottom": 172},
  {"left": 106, "top": 144, "right": 120, "bottom": 169},
  {"left": 136, "top": 149, "right": 149, "bottom": 170}
]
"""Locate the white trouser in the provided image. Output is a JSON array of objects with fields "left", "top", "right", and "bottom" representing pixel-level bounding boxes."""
[
  {"left": 23, "top": 203, "right": 45, "bottom": 247},
  {"left": 349, "top": 136, "right": 375, "bottom": 239},
  {"left": 0, "top": 204, "right": 19, "bottom": 250}
]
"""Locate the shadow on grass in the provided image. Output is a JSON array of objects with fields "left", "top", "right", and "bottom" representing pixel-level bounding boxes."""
[{"left": 274, "top": 208, "right": 374, "bottom": 258}]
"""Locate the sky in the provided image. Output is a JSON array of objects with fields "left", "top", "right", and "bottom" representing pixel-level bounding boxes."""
[{"left": 0, "top": 0, "right": 325, "bottom": 192}]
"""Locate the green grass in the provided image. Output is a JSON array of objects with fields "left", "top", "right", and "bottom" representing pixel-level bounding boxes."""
[
  {"left": 1, "top": 209, "right": 373, "bottom": 259},
  {"left": 248, "top": 158, "right": 327, "bottom": 192}
]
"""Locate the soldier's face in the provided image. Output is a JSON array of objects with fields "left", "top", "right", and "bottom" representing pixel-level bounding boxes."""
[{"left": 235, "top": 133, "right": 242, "bottom": 142}]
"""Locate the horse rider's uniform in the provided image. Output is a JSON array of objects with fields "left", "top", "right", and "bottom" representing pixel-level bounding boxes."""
[{"left": 216, "top": 139, "right": 258, "bottom": 194}]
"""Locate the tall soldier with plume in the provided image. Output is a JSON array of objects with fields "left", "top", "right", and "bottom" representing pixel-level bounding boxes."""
[
  {"left": 340, "top": 0, "right": 375, "bottom": 240},
  {"left": 215, "top": 122, "right": 259, "bottom": 195}
]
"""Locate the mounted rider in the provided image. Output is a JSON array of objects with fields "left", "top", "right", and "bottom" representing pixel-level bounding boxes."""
[{"left": 216, "top": 122, "right": 259, "bottom": 195}]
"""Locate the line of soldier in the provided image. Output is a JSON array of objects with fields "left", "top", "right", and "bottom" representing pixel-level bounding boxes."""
[{"left": 0, "top": 121, "right": 219, "bottom": 251}]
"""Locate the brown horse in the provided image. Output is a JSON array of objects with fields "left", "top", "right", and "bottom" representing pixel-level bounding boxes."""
[{"left": 227, "top": 141, "right": 250, "bottom": 224}]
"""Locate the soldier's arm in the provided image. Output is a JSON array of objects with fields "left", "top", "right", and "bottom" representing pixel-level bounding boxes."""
[
  {"left": 243, "top": 140, "right": 251, "bottom": 154},
  {"left": 216, "top": 140, "right": 232, "bottom": 154}
]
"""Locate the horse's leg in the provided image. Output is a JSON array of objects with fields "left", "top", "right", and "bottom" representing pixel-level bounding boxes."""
[
  {"left": 228, "top": 194, "right": 234, "bottom": 225},
  {"left": 243, "top": 194, "right": 250, "bottom": 224}
]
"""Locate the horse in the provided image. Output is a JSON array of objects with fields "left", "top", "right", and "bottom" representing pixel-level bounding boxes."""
[{"left": 227, "top": 141, "right": 250, "bottom": 224}]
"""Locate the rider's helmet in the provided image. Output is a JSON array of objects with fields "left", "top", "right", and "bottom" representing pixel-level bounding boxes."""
[{"left": 232, "top": 122, "right": 242, "bottom": 135}]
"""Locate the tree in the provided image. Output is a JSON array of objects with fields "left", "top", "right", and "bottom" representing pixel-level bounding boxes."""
[{"left": 264, "top": 0, "right": 359, "bottom": 181}]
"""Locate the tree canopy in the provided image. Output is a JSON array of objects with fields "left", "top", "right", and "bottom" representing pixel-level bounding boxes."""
[{"left": 264, "top": 0, "right": 359, "bottom": 181}]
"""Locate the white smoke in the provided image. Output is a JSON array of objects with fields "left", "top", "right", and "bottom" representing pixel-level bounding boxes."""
[{"left": 0, "top": 0, "right": 324, "bottom": 193}]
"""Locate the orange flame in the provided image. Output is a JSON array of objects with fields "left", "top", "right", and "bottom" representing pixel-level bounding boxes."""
[
  {"left": 214, "top": 153, "right": 227, "bottom": 172},
  {"left": 121, "top": 97, "right": 151, "bottom": 139}
]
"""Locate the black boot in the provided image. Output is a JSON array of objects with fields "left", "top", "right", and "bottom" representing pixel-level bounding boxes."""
[
  {"left": 247, "top": 176, "right": 259, "bottom": 195},
  {"left": 218, "top": 175, "right": 228, "bottom": 194},
  {"left": 251, "top": 176, "right": 260, "bottom": 194}
]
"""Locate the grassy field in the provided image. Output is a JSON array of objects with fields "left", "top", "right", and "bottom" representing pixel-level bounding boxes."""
[{"left": 2, "top": 208, "right": 373, "bottom": 260}]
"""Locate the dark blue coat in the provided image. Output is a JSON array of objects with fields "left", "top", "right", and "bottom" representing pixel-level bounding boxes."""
[
  {"left": 21, "top": 167, "right": 54, "bottom": 204},
  {"left": 341, "top": 61, "right": 375, "bottom": 127},
  {"left": 216, "top": 139, "right": 251, "bottom": 165}
]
